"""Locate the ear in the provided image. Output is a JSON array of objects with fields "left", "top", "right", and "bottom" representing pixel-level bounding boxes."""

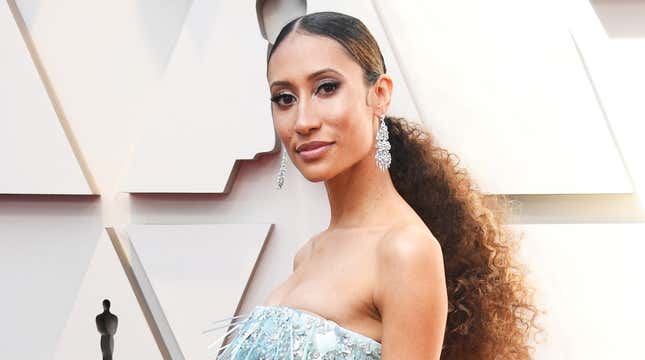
[{"left": 368, "top": 74, "right": 394, "bottom": 117}]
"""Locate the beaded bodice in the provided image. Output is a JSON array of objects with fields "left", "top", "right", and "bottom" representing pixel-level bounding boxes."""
[{"left": 209, "top": 305, "right": 382, "bottom": 359}]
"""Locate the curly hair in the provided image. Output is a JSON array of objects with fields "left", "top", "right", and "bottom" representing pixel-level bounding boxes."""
[
  {"left": 268, "top": 11, "right": 545, "bottom": 359},
  {"left": 386, "top": 115, "right": 544, "bottom": 358}
]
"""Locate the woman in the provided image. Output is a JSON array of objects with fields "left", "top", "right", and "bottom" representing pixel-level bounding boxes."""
[{"left": 207, "top": 11, "right": 541, "bottom": 360}]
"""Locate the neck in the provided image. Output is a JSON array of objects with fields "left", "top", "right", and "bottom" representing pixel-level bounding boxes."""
[{"left": 324, "top": 152, "right": 403, "bottom": 230}]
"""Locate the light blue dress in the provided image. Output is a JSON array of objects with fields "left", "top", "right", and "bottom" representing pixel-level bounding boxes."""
[{"left": 208, "top": 305, "right": 382, "bottom": 359}]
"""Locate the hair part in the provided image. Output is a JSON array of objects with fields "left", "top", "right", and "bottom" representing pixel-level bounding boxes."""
[{"left": 268, "top": 12, "right": 385, "bottom": 86}]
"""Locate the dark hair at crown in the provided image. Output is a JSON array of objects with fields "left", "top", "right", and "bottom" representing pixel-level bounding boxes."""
[{"left": 267, "top": 11, "right": 385, "bottom": 86}]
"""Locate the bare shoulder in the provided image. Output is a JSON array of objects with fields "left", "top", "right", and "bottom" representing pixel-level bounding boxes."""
[
  {"left": 373, "top": 224, "right": 446, "bottom": 305},
  {"left": 376, "top": 224, "right": 443, "bottom": 266}
]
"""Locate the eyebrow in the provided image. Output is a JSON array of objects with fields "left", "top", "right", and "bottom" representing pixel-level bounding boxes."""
[{"left": 270, "top": 68, "right": 343, "bottom": 89}]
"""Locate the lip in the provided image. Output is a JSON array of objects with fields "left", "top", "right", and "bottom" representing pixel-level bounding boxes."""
[
  {"left": 296, "top": 141, "right": 334, "bottom": 161},
  {"left": 296, "top": 140, "right": 334, "bottom": 152}
]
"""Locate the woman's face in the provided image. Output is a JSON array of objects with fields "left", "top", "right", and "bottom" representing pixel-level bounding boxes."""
[{"left": 267, "top": 31, "right": 378, "bottom": 183}]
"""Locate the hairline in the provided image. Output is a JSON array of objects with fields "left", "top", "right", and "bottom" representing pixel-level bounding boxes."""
[{"left": 266, "top": 21, "right": 373, "bottom": 89}]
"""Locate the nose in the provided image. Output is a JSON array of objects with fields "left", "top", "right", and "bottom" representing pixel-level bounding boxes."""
[{"left": 293, "top": 99, "right": 321, "bottom": 136}]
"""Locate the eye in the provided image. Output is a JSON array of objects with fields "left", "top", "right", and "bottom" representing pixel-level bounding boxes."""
[
  {"left": 316, "top": 81, "right": 339, "bottom": 95},
  {"left": 270, "top": 93, "right": 296, "bottom": 107}
]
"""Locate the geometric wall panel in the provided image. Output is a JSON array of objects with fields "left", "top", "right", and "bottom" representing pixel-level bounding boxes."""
[
  {"left": 124, "top": 223, "right": 272, "bottom": 360},
  {"left": 513, "top": 223, "right": 645, "bottom": 359},
  {"left": 373, "top": 0, "right": 633, "bottom": 195},
  {"left": 0, "top": 208, "right": 102, "bottom": 360},
  {"left": 256, "top": 0, "right": 306, "bottom": 44},
  {"left": 590, "top": 0, "right": 645, "bottom": 39},
  {"left": 307, "top": 0, "right": 421, "bottom": 123},
  {"left": 567, "top": 0, "right": 645, "bottom": 205},
  {"left": 0, "top": 2, "right": 95, "bottom": 195},
  {"left": 121, "top": 0, "right": 277, "bottom": 194},
  {"left": 53, "top": 232, "right": 162, "bottom": 359}
]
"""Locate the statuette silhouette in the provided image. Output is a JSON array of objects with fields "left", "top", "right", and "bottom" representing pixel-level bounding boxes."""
[{"left": 95, "top": 299, "right": 118, "bottom": 360}]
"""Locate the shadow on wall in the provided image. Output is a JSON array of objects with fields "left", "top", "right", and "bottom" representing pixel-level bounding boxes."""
[
  {"left": 591, "top": 0, "right": 645, "bottom": 38},
  {"left": 135, "top": 0, "right": 195, "bottom": 72}
]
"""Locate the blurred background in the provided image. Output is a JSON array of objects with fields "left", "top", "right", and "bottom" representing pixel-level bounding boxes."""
[{"left": 1, "top": 0, "right": 644, "bottom": 358}]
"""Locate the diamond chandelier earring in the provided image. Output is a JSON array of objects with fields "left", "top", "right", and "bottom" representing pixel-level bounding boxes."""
[
  {"left": 375, "top": 114, "right": 391, "bottom": 171},
  {"left": 275, "top": 142, "right": 288, "bottom": 189}
]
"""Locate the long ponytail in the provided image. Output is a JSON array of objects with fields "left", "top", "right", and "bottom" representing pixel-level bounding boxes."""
[{"left": 386, "top": 115, "right": 543, "bottom": 358}]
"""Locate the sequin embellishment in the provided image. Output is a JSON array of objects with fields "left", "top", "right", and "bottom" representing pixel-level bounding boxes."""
[{"left": 209, "top": 305, "right": 382, "bottom": 359}]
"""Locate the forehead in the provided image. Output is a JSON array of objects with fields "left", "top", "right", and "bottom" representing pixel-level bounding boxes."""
[{"left": 267, "top": 31, "right": 362, "bottom": 83}]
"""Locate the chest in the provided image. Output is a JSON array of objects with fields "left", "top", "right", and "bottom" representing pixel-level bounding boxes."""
[{"left": 264, "top": 235, "right": 383, "bottom": 340}]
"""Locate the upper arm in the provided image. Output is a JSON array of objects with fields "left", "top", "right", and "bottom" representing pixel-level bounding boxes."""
[{"left": 374, "top": 226, "right": 448, "bottom": 360}]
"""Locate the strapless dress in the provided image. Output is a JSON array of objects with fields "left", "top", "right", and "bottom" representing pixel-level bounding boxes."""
[{"left": 205, "top": 305, "right": 382, "bottom": 359}]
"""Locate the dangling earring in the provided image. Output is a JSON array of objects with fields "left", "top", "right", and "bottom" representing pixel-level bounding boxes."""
[
  {"left": 275, "top": 143, "right": 288, "bottom": 189},
  {"left": 375, "top": 114, "right": 391, "bottom": 171}
]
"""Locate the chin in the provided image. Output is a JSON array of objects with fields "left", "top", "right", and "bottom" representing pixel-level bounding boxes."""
[
  {"left": 301, "top": 172, "right": 329, "bottom": 183},
  {"left": 298, "top": 165, "right": 334, "bottom": 183}
]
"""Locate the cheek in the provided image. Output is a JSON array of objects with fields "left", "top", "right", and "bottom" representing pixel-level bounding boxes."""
[
  {"left": 329, "top": 106, "right": 372, "bottom": 155},
  {"left": 323, "top": 93, "right": 354, "bottom": 121},
  {"left": 273, "top": 117, "right": 292, "bottom": 146},
  {"left": 325, "top": 89, "right": 365, "bottom": 132}
]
